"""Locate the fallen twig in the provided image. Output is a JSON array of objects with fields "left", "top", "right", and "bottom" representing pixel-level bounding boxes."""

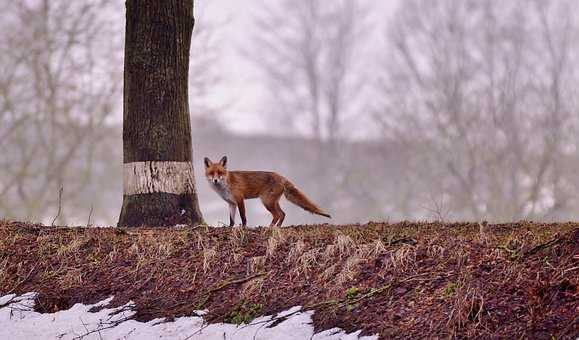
[
  {"left": 388, "top": 237, "right": 417, "bottom": 246},
  {"left": 6, "top": 265, "right": 37, "bottom": 295},
  {"left": 208, "top": 272, "right": 268, "bottom": 294},
  {"left": 71, "top": 316, "right": 133, "bottom": 340},
  {"left": 522, "top": 237, "right": 563, "bottom": 258},
  {"left": 197, "top": 272, "right": 268, "bottom": 308}
]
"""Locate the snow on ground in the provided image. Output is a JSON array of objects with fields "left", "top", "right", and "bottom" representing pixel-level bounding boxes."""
[{"left": 0, "top": 293, "right": 377, "bottom": 340}]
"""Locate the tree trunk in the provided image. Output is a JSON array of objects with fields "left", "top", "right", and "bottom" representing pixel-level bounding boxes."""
[{"left": 118, "top": 0, "right": 204, "bottom": 227}]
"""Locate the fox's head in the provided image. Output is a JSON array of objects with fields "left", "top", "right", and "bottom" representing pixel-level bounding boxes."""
[{"left": 204, "top": 156, "right": 228, "bottom": 186}]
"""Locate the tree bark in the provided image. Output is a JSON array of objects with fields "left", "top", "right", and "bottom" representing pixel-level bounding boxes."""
[{"left": 118, "top": 0, "right": 203, "bottom": 227}]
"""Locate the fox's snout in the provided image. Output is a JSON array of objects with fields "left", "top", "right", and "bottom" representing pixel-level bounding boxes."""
[
  {"left": 209, "top": 177, "right": 223, "bottom": 185},
  {"left": 207, "top": 175, "right": 223, "bottom": 185}
]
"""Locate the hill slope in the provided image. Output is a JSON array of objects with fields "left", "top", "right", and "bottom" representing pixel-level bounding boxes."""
[{"left": 1, "top": 220, "right": 577, "bottom": 339}]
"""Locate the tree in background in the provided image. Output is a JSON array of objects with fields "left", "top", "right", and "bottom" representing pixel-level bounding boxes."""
[
  {"left": 0, "top": 0, "right": 121, "bottom": 224},
  {"left": 118, "top": 0, "right": 204, "bottom": 227},
  {"left": 375, "top": 0, "right": 579, "bottom": 221},
  {"left": 247, "top": 0, "right": 369, "bottom": 146}
]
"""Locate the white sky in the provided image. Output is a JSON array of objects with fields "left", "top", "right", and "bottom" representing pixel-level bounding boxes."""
[
  {"left": 194, "top": 1, "right": 400, "bottom": 135},
  {"left": 195, "top": 1, "right": 262, "bottom": 133}
]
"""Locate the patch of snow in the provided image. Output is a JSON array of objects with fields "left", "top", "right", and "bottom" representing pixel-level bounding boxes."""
[{"left": 0, "top": 293, "right": 378, "bottom": 340}]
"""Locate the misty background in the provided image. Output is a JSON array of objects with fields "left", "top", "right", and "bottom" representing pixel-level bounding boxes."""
[{"left": 1, "top": 0, "right": 579, "bottom": 226}]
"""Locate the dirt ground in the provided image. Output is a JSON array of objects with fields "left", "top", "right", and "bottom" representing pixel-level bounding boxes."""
[{"left": 1, "top": 220, "right": 577, "bottom": 339}]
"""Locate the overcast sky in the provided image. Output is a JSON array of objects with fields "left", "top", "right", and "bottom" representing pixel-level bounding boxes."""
[{"left": 193, "top": 1, "right": 400, "bottom": 134}]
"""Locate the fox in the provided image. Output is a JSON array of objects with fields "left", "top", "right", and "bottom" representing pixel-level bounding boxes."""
[{"left": 204, "top": 156, "right": 331, "bottom": 227}]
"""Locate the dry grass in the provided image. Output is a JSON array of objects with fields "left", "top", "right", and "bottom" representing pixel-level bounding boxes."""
[
  {"left": 202, "top": 247, "right": 218, "bottom": 273},
  {"left": 248, "top": 256, "right": 266, "bottom": 274},
  {"left": 335, "top": 233, "right": 356, "bottom": 257},
  {"left": 230, "top": 226, "right": 247, "bottom": 248},
  {"left": 335, "top": 255, "right": 364, "bottom": 287},
  {"left": 287, "top": 239, "right": 306, "bottom": 264},
  {"left": 264, "top": 228, "right": 290, "bottom": 259},
  {"left": 296, "top": 248, "right": 320, "bottom": 275},
  {"left": 389, "top": 244, "right": 417, "bottom": 272}
]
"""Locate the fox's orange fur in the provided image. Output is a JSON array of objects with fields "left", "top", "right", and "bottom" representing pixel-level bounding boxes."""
[{"left": 204, "top": 156, "right": 331, "bottom": 227}]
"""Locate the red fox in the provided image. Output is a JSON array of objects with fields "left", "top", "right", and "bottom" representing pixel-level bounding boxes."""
[{"left": 204, "top": 156, "right": 331, "bottom": 227}]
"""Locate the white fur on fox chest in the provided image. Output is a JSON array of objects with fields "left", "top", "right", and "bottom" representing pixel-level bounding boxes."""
[{"left": 210, "top": 182, "right": 235, "bottom": 204}]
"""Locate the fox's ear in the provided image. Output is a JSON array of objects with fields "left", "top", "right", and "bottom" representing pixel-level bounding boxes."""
[
  {"left": 219, "top": 156, "right": 228, "bottom": 168},
  {"left": 204, "top": 157, "right": 212, "bottom": 168}
]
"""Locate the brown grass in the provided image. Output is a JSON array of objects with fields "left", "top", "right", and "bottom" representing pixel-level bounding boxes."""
[{"left": 0, "top": 220, "right": 577, "bottom": 339}]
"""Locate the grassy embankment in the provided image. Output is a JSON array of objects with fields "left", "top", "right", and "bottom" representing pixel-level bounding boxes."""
[{"left": 1, "top": 220, "right": 577, "bottom": 339}]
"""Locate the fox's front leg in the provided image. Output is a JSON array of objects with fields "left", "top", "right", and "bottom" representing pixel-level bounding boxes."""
[
  {"left": 228, "top": 203, "right": 237, "bottom": 227},
  {"left": 237, "top": 199, "right": 247, "bottom": 227}
]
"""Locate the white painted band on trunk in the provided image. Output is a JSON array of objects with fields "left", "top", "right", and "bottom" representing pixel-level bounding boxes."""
[{"left": 123, "top": 161, "right": 197, "bottom": 195}]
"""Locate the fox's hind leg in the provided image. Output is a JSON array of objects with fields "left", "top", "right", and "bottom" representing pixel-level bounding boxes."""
[
  {"left": 261, "top": 197, "right": 279, "bottom": 226},
  {"left": 275, "top": 202, "right": 285, "bottom": 227},
  {"left": 261, "top": 190, "right": 285, "bottom": 227}
]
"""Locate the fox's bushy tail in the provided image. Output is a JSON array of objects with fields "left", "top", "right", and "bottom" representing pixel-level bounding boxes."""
[{"left": 283, "top": 180, "right": 331, "bottom": 218}]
